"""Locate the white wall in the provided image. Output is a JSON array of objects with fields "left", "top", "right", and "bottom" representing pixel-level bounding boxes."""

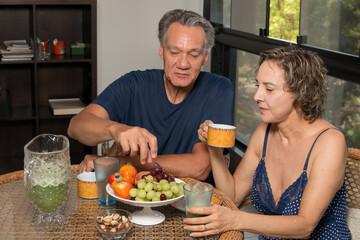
[{"left": 97, "top": 0, "right": 204, "bottom": 93}]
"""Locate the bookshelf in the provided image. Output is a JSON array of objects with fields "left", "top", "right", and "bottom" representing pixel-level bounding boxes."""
[{"left": 0, "top": 0, "right": 97, "bottom": 174}]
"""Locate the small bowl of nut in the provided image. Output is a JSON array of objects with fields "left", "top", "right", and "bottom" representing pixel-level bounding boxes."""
[{"left": 96, "top": 208, "right": 133, "bottom": 239}]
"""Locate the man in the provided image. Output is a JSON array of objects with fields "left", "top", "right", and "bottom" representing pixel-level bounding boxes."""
[{"left": 67, "top": 9, "right": 234, "bottom": 183}]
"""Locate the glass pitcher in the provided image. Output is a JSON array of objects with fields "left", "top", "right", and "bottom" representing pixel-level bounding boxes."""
[{"left": 24, "top": 134, "right": 71, "bottom": 228}]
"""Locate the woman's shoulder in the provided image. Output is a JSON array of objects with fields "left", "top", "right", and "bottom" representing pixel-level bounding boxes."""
[
  {"left": 313, "top": 120, "right": 345, "bottom": 145},
  {"left": 308, "top": 120, "right": 347, "bottom": 163}
]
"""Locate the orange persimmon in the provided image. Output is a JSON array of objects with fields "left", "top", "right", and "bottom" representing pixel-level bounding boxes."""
[
  {"left": 119, "top": 162, "right": 137, "bottom": 185},
  {"left": 111, "top": 173, "right": 133, "bottom": 200}
]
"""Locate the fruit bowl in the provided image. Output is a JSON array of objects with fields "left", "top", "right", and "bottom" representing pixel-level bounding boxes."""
[{"left": 106, "top": 178, "right": 185, "bottom": 226}]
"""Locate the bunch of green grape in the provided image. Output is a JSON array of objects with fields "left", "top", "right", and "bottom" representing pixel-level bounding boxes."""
[{"left": 129, "top": 175, "right": 185, "bottom": 202}]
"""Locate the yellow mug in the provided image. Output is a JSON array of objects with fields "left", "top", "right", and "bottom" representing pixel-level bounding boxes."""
[
  {"left": 77, "top": 172, "right": 98, "bottom": 199},
  {"left": 207, "top": 124, "right": 236, "bottom": 148}
]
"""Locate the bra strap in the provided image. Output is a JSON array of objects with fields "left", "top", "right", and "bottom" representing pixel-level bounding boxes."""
[
  {"left": 304, "top": 128, "right": 339, "bottom": 170},
  {"left": 262, "top": 123, "right": 272, "bottom": 159}
]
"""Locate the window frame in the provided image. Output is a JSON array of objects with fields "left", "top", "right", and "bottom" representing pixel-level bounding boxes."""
[{"left": 203, "top": 0, "right": 360, "bottom": 152}]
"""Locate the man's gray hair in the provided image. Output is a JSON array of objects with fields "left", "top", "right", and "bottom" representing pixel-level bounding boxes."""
[{"left": 158, "top": 9, "right": 215, "bottom": 54}]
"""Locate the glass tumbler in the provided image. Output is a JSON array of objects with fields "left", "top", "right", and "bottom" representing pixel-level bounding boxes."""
[{"left": 24, "top": 134, "right": 71, "bottom": 229}]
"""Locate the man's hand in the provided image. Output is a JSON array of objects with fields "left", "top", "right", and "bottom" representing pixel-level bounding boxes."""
[
  {"left": 68, "top": 104, "right": 158, "bottom": 166},
  {"left": 77, "top": 154, "right": 98, "bottom": 172},
  {"left": 110, "top": 124, "right": 158, "bottom": 165}
]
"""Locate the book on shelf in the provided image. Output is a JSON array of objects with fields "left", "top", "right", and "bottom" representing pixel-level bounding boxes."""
[
  {"left": 3, "top": 40, "right": 30, "bottom": 50},
  {"left": 1, "top": 57, "right": 32, "bottom": 61},
  {"left": 0, "top": 45, "right": 33, "bottom": 54},
  {"left": 48, "top": 98, "right": 85, "bottom": 115},
  {"left": 2, "top": 53, "right": 34, "bottom": 58}
]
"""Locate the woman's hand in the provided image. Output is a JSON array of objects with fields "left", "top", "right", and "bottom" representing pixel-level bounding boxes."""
[
  {"left": 183, "top": 205, "right": 239, "bottom": 237},
  {"left": 198, "top": 120, "right": 213, "bottom": 143}
]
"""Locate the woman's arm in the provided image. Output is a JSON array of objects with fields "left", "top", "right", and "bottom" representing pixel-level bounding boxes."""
[
  {"left": 185, "top": 127, "right": 348, "bottom": 238},
  {"left": 198, "top": 121, "right": 265, "bottom": 205}
]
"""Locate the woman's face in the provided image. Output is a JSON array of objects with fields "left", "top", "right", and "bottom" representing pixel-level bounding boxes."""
[{"left": 254, "top": 60, "right": 297, "bottom": 123}]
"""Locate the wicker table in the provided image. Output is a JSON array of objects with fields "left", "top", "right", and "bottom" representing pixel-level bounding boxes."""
[{"left": 0, "top": 165, "right": 243, "bottom": 240}]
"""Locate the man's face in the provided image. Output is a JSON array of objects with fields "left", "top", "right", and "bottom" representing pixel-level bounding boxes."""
[{"left": 159, "top": 22, "right": 209, "bottom": 88}]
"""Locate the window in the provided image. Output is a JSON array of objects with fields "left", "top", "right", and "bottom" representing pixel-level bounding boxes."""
[
  {"left": 228, "top": 0, "right": 266, "bottom": 35},
  {"left": 206, "top": 0, "right": 360, "bottom": 149},
  {"left": 269, "top": 0, "right": 300, "bottom": 42},
  {"left": 234, "top": 50, "right": 261, "bottom": 145},
  {"left": 324, "top": 76, "right": 360, "bottom": 148},
  {"left": 300, "top": 0, "right": 360, "bottom": 56}
]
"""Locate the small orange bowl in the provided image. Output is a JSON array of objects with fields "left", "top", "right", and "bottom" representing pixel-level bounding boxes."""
[{"left": 212, "top": 195, "right": 222, "bottom": 205}]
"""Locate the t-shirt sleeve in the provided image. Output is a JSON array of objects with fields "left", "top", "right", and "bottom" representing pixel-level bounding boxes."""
[{"left": 92, "top": 73, "right": 133, "bottom": 123}]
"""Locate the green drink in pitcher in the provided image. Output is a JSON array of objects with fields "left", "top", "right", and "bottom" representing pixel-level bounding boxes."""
[{"left": 27, "top": 182, "right": 70, "bottom": 214}]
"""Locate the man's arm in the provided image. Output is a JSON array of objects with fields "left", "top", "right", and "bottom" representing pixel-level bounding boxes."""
[
  {"left": 77, "top": 142, "right": 211, "bottom": 181},
  {"left": 130, "top": 142, "right": 211, "bottom": 181},
  {"left": 68, "top": 104, "right": 115, "bottom": 146},
  {"left": 68, "top": 103, "right": 158, "bottom": 164}
]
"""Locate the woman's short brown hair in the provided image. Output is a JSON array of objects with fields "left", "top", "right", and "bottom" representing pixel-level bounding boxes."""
[{"left": 258, "top": 45, "right": 328, "bottom": 123}]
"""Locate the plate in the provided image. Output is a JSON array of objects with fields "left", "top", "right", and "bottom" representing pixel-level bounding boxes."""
[
  {"left": 106, "top": 178, "right": 185, "bottom": 226},
  {"left": 171, "top": 195, "right": 222, "bottom": 212}
]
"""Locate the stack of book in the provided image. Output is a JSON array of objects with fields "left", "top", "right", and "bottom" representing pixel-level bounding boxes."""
[{"left": 0, "top": 40, "right": 34, "bottom": 61}]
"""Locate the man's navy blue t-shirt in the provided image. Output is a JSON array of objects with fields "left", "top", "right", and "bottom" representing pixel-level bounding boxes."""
[{"left": 93, "top": 69, "right": 233, "bottom": 180}]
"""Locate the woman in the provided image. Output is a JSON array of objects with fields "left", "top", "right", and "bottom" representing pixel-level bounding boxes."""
[{"left": 184, "top": 45, "right": 351, "bottom": 239}]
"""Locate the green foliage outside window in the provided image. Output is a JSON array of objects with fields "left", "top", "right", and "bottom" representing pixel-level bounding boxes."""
[
  {"left": 340, "top": 0, "right": 360, "bottom": 55},
  {"left": 269, "top": 0, "right": 300, "bottom": 42}
]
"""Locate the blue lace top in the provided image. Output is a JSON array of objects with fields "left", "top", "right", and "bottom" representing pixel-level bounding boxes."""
[{"left": 251, "top": 124, "right": 351, "bottom": 240}]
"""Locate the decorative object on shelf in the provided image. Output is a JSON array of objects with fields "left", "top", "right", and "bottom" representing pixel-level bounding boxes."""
[
  {"left": 71, "top": 42, "right": 90, "bottom": 55},
  {"left": 48, "top": 98, "right": 85, "bottom": 115},
  {"left": 35, "top": 37, "right": 50, "bottom": 59},
  {"left": 53, "top": 39, "right": 65, "bottom": 55}
]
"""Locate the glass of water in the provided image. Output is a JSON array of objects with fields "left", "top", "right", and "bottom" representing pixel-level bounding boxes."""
[{"left": 93, "top": 156, "right": 120, "bottom": 205}]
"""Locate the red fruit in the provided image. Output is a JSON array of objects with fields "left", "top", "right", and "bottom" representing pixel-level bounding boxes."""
[
  {"left": 111, "top": 173, "right": 133, "bottom": 200},
  {"left": 160, "top": 194, "right": 167, "bottom": 201},
  {"left": 155, "top": 173, "right": 163, "bottom": 182},
  {"left": 134, "top": 171, "right": 150, "bottom": 184},
  {"left": 108, "top": 173, "right": 116, "bottom": 185},
  {"left": 119, "top": 162, "right": 137, "bottom": 185}
]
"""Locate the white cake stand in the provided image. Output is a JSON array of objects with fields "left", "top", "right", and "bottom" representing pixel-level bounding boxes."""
[{"left": 106, "top": 178, "right": 184, "bottom": 226}]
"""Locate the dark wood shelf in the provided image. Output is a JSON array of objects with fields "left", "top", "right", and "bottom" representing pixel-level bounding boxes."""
[
  {"left": 0, "top": 106, "right": 34, "bottom": 121},
  {"left": 0, "top": 0, "right": 97, "bottom": 173}
]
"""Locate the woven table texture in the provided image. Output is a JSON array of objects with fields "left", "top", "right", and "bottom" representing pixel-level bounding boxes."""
[
  {"left": 345, "top": 148, "right": 360, "bottom": 209},
  {"left": 0, "top": 166, "right": 243, "bottom": 240}
]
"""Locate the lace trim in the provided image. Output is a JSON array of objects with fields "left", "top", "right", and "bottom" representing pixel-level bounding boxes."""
[{"left": 252, "top": 158, "right": 308, "bottom": 214}]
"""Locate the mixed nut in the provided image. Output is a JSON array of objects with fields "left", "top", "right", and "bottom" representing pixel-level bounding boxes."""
[{"left": 97, "top": 213, "right": 131, "bottom": 233}]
